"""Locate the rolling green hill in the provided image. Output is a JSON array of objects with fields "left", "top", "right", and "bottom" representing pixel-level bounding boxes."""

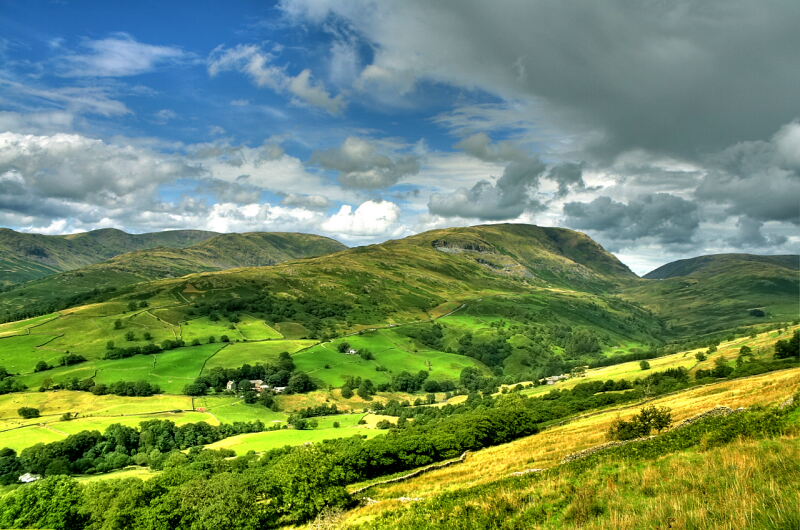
[
  {"left": 643, "top": 253, "right": 798, "bottom": 279},
  {"left": 0, "top": 224, "right": 796, "bottom": 402},
  {"left": 0, "top": 227, "right": 218, "bottom": 287},
  {"left": 0, "top": 232, "right": 346, "bottom": 321},
  {"left": 624, "top": 253, "right": 800, "bottom": 336}
]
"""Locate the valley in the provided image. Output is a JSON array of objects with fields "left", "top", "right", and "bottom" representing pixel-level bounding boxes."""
[{"left": 0, "top": 224, "right": 797, "bottom": 529}]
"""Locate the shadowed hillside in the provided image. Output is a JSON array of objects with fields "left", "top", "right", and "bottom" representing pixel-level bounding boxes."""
[
  {"left": 625, "top": 253, "right": 800, "bottom": 336},
  {"left": 0, "top": 228, "right": 218, "bottom": 286},
  {"left": 0, "top": 232, "right": 346, "bottom": 320}
]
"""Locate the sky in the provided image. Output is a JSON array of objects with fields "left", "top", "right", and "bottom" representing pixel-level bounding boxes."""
[{"left": 0, "top": 0, "right": 798, "bottom": 274}]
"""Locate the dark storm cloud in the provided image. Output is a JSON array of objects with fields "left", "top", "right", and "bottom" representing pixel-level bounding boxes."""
[
  {"left": 428, "top": 158, "right": 546, "bottom": 220},
  {"left": 563, "top": 194, "right": 700, "bottom": 245},
  {"left": 547, "top": 163, "right": 586, "bottom": 198},
  {"left": 286, "top": 0, "right": 800, "bottom": 159}
]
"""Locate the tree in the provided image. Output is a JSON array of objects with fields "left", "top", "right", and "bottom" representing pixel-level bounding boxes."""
[
  {"left": 184, "top": 382, "right": 208, "bottom": 396},
  {"left": 125, "top": 331, "right": 136, "bottom": 341},
  {"left": 695, "top": 351, "right": 706, "bottom": 362},
  {"left": 127, "top": 301, "right": 138, "bottom": 312},
  {"left": 34, "top": 361, "right": 51, "bottom": 372},
  {"left": 113, "top": 319, "right": 123, "bottom": 330},
  {"left": 337, "top": 342, "right": 351, "bottom": 353},
  {"left": 287, "top": 372, "right": 315, "bottom": 394},
  {"left": 340, "top": 384, "right": 353, "bottom": 399},
  {"left": 357, "top": 379, "right": 375, "bottom": 400},
  {"left": 739, "top": 345, "right": 753, "bottom": 356},
  {"left": 608, "top": 405, "right": 672, "bottom": 441},
  {"left": 143, "top": 332, "right": 152, "bottom": 341},
  {"left": 220, "top": 335, "right": 230, "bottom": 343},
  {"left": 0, "top": 475, "right": 87, "bottom": 529},
  {"left": 18, "top": 407, "right": 40, "bottom": 419},
  {"left": 639, "top": 360, "right": 651, "bottom": 370},
  {"left": 775, "top": 330, "right": 799, "bottom": 359}
]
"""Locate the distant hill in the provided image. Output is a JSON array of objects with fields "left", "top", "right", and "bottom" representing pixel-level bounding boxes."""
[
  {"left": 644, "top": 253, "right": 799, "bottom": 279},
  {"left": 0, "top": 228, "right": 218, "bottom": 286},
  {"left": 625, "top": 253, "right": 800, "bottom": 335},
  {"left": 0, "top": 232, "right": 346, "bottom": 320}
]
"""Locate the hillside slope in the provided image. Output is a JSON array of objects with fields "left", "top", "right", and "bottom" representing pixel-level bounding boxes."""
[
  {"left": 0, "top": 227, "right": 217, "bottom": 286},
  {"left": 644, "top": 253, "right": 798, "bottom": 279},
  {"left": 0, "top": 232, "right": 346, "bottom": 320},
  {"left": 624, "top": 253, "right": 800, "bottom": 336}
]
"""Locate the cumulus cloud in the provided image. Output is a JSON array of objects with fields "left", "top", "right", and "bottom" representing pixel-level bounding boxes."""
[
  {"left": 428, "top": 158, "right": 546, "bottom": 220},
  {"left": 696, "top": 121, "right": 800, "bottom": 225},
  {"left": 60, "top": 33, "right": 187, "bottom": 77},
  {"left": 0, "top": 132, "right": 197, "bottom": 204},
  {"left": 726, "top": 217, "right": 788, "bottom": 248},
  {"left": 282, "top": 193, "right": 330, "bottom": 210},
  {"left": 321, "top": 200, "right": 401, "bottom": 236},
  {"left": 208, "top": 44, "right": 344, "bottom": 114},
  {"left": 563, "top": 193, "right": 700, "bottom": 245},
  {"left": 455, "top": 133, "right": 528, "bottom": 163},
  {"left": 311, "top": 137, "right": 420, "bottom": 188}
]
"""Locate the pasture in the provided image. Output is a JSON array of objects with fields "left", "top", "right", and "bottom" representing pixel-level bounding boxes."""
[
  {"left": 16, "top": 343, "right": 224, "bottom": 394},
  {"left": 235, "top": 315, "right": 283, "bottom": 340},
  {"left": 203, "top": 340, "right": 316, "bottom": 371},
  {"left": 293, "top": 328, "right": 488, "bottom": 387},
  {"left": 204, "top": 420, "right": 383, "bottom": 455},
  {"left": 0, "top": 334, "right": 62, "bottom": 373},
  {"left": 0, "top": 313, "right": 60, "bottom": 338}
]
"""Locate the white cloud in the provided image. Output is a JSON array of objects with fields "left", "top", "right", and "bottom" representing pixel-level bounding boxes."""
[
  {"left": 322, "top": 200, "right": 401, "bottom": 236},
  {"left": 61, "top": 33, "right": 187, "bottom": 77},
  {"left": 208, "top": 44, "right": 344, "bottom": 114},
  {"left": 312, "top": 137, "right": 420, "bottom": 188},
  {"left": 287, "top": 69, "right": 345, "bottom": 114}
]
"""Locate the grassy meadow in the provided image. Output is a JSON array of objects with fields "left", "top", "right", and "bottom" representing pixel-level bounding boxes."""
[{"left": 334, "top": 365, "right": 800, "bottom": 527}]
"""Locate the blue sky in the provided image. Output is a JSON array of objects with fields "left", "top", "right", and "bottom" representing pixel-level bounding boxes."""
[{"left": 0, "top": 0, "right": 798, "bottom": 273}]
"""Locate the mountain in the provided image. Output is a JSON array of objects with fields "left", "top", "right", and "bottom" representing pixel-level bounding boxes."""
[
  {"left": 643, "top": 253, "right": 799, "bottom": 279},
  {"left": 0, "top": 232, "right": 346, "bottom": 321},
  {"left": 624, "top": 253, "right": 800, "bottom": 336},
  {"left": 0, "top": 227, "right": 218, "bottom": 286}
]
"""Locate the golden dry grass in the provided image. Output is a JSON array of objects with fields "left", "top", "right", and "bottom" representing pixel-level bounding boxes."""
[
  {"left": 338, "top": 366, "right": 800, "bottom": 526},
  {"left": 522, "top": 325, "right": 799, "bottom": 397}
]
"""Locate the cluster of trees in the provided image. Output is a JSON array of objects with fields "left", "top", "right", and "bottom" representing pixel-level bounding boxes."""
[
  {"left": 183, "top": 353, "right": 316, "bottom": 397},
  {"left": 608, "top": 405, "right": 673, "bottom": 441},
  {"left": 0, "top": 366, "right": 25, "bottom": 395},
  {"left": 33, "top": 353, "right": 87, "bottom": 373},
  {"left": 17, "top": 407, "right": 40, "bottom": 419},
  {"left": 103, "top": 338, "right": 186, "bottom": 360},
  {"left": 38, "top": 377, "right": 160, "bottom": 397},
  {"left": 775, "top": 330, "right": 799, "bottom": 359},
  {"left": 0, "top": 418, "right": 266, "bottom": 483},
  {"left": 187, "top": 291, "right": 352, "bottom": 339}
]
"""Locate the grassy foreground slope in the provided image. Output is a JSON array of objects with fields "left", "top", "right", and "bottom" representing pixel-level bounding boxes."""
[
  {"left": 624, "top": 253, "right": 799, "bottom": 336},
  {"left": 0, "top": 232, "right": 346, "bottom": 321},
  {"left": 334, "top": 366, "right": 800, "bottom": 529},
  {"left": 0, "top": 227, "right": 217, "bottom": 287}
]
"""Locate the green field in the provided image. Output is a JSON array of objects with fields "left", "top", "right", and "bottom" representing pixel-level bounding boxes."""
[
  {"left": 0, "top": 313, "right": 60, "bottom": 338},
  {"left": 194, "top": 395, "right": 287, "bottom": 424},
  {"left": 203, "top": 340, "right": 317, "bottom": 371},
  {"left": 180, "top": 316, "right": 244, "bottom": 343},
  {"left": 274, "top": 322, "right": 311, "bottom": 339},
  {"left": 16, "top": 344, "right": 223, "bottom": 394},
  {"left": 235, "top": 315, "right": 283, "bottom": 340},
  {"left": 293, "top": 328, "right": 489, "bottom": 387},
  {"left": 204, "top": 422, "right": 382, "bottom": 455},
  {"left": 0, "top": 334, "right": 62, "bottom": 373}
]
